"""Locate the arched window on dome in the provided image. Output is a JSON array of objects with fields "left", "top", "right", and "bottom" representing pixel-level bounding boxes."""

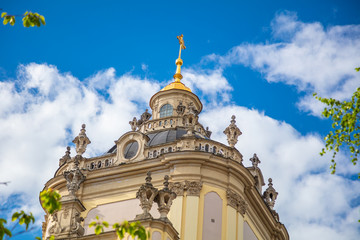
[{"left": 160, "top": 104, "right": 173, "bottom": 118}]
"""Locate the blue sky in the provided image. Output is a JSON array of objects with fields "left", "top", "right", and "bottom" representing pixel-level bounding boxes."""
[{"left": 1, "top": 1, "right": 360, "bottom": 239}]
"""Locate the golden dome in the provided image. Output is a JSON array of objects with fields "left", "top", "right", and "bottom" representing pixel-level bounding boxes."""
[{"left": 160, "top": 81, "right": 191, "bottom": 92}]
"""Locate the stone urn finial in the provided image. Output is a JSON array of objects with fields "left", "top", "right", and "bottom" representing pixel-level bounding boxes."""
[
  {"left": 59, "top": 146, "right": 71, "bottom": 166},
  {"left": 263, "top": 178, "right": 278, "bottom": 210},
  {"left": 135, "top": 172, "right": 158, "bottom": 220},
  {"left": 72, "top": 124, "right": 91, "bottom": 156},
  {"left": 250, "top": 153, "right": 261, "bottom": 168},
  {"left": 155, "top": 175, "right": 177, "bottom": 221},
  {"left": 223, "top": 115, "right": 242, "bottom": 147}
]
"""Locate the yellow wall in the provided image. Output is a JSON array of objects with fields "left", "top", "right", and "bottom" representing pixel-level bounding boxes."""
[
  {"left": 226, "top": 206, "right": 237, "bottom": 240},
  {"left": 168, "top": 196, "right": 183, "bottom": 234},
  {"left": 184, "top": 196, "right": 199, "bottom": 240}
]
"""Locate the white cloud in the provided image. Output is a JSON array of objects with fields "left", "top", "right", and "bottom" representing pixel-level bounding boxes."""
[
  {"left": 182, "top": 68, "right": 233, "bottom": 106},
  {"left": 0, "top": 63, "right": 160, "bottom": 224},
  {"left": 204, "top": 12, "right": 360, "bottom": 115}
]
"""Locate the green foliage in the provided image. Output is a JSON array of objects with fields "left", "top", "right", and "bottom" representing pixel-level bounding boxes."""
[
  {"left": 113, "top": 221, "right": 149, "bottom": 240},
  {"left": 355, "top": 67, "right": 360, "bottom": 72},
  {"left": 1, "top": 12, "right": 15, "bottom": 26},
  {"left": 89, "top": 216, "right": 109, "bottom": 235},
  {"left": 314, "top": 87, "right": 360, "bottom": 176},
  {"left": 40, "top": 188, "right": 62, "bottom": 214},
  {"left": 22, "top": 11, "right": 45, "bottom": 27},
  {"left": 0, "top": 219, "right": 12, "bottom": 240},
  {"left": 11, "top": 211, "right": 35, "bottom": 230},
  {"left": 1, "top": 11, "right": 45, "bottom": 27},
  {"left": 90, "top": 216, "right": 149, "bottom": 240}
]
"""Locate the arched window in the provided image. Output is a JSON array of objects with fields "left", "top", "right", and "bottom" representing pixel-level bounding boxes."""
[
  {"left": 168, "top": 147, "right": 172, "bottom": 152},
  {"left": 205, "top": 144, "right": 209, "bottom": 152},
  {"left": 153, "top": 150, "right": 157, "bottom": 158},
  {"left": 213, "top": 146, "right": 217, "bottom": 154},
  {"left": 160, "top": 104, "right": 173, "bottom": 118}
]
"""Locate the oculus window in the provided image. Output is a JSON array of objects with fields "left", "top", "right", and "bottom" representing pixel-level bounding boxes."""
[
  {"left": 160, "top": 104, "right": 173, "bottom": 118},
  {"left": 123, "top": 141, "right": 139, "bottom": 159}
]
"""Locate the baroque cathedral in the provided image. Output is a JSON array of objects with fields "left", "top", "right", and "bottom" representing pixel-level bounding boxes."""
[{"left": 41, "top": 35, "right": 289, "bottom": 240}]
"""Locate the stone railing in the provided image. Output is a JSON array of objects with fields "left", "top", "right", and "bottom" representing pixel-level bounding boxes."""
[{"left": 145, "top": 138, "right": 243, "bottom": 163}]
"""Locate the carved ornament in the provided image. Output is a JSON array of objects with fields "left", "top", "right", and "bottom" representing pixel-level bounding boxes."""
[{"left": 184, "top": 180, "right": 202, "bottom": 196}]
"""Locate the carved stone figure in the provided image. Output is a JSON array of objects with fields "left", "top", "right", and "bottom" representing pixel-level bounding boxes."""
[
  {"left": 59, "top": 146, "right": 71, "bottom": 166},
  {"left": 250, "top": 153, "right": 261, "bottom": 168},
  {"left": 205, "top": 127, "right": 212, "bottom": 138},
  {"left": 48, "top": 212, "right": 61, "bottom": 235},
  {"left": 223, "top": 115, "right": 242, "bottom": 147},
  {"left": 70, "top": 212, "right": 85, "bottom": 235},
  {"left": 129, "top": 117, "right": 138, "bottom": 131},
  {"left": 64, "top": 165, "right": 86, "bottom": 197},
  {"left": 187, "top": 102, "right": 199, "bottom": 116},
  {"left": 135, "top": 172, "right": 159, "bottom": 220},
  {"left": 141, "top": 109, "right": 152, "bottom": 122},
  {"left": 263, "top": 178, "right": 278, "bottom": 210},
  {"left": 176, "top": 101, "right": 186, "bottom": 115},
  {"left": 155, "top": 175, "right": 177, "bottom": 221},
  {"left": 72, "top": 124, "right": 91, "bottom": 156}
]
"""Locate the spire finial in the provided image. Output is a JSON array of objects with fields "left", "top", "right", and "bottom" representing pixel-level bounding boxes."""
[
  {"left": 72, "top": 123, "right": 91, "bottom": 156},
  {"left": 173, "top": 34, "right": 186, "bottom": 83},
  {"left": 223, "top": 115, "right": 242, "bottom": 148}
]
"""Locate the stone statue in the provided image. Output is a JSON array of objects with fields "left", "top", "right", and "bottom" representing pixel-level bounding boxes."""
[
  {"left": 176, "top": 101, "right": 186, "bottom": 115},
  {"left": 129, "top": 117, "right": 138, "bottom": 131}
]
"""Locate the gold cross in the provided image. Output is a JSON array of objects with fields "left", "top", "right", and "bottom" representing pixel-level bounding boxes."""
[{"left": 177, "top": 34, "right": 186, "bottom": 59}]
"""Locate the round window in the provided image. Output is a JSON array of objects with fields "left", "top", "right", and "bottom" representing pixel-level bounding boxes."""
[{"left": 123, "top": 141, "right": 139, "bottom": 159}]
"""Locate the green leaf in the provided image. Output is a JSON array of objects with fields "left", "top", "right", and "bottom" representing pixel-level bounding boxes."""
[
  {"left": 3, "top": 17, "right": 9, "bottom": 25},
  {"left": 10, "top": 16, "right": 15, "bottom": 26},
  {"left": 39, "top": 15, "right": 45, "bottom": 25},
  {"left": 95, "top": 225, "right": 102, "bottom": 235},
  {"left": 102, "top": 221, "right": 109, "bottom": 228},
  {"left": 49, "top": 235, "right": 55, "bottom": 240},
  {"left": 1, "top": 12, "right": 6, "bottom": 18},
  {"left": 40, "top": 188, "right": 62, "bottom": 214}
]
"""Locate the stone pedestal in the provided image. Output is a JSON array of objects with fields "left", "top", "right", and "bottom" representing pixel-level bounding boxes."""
[{"left": 47, "top": 196, "right": 86, "bottom": 240}]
